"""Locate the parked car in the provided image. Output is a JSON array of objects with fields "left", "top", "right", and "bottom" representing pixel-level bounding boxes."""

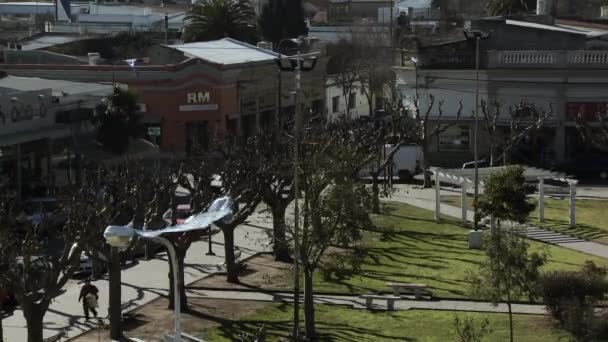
[
  {"left": 76, "top": 251, "right": 108, "bottom": 275},
  {"left": 553, "top": 154, "right": 608, "bottom": 181}
]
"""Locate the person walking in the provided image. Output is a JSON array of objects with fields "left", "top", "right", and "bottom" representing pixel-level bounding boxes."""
[{"left": 78, "top": 279, "right": 99, "bottom": 320}]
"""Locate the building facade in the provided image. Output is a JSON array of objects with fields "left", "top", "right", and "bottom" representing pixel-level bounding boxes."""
[
  {"left": 1, "top": 39, "right": 327, "bottom": 154},
  {"left": 0, "top": 75, "right": 112, "bottom": 198},
  {"left": 395, "top": 17, "right": 608, "bottom": 168}
]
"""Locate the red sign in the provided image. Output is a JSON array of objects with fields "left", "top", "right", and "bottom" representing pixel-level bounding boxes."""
[{"left": 566, "top": 102, "right": 608, "bottom": 121}]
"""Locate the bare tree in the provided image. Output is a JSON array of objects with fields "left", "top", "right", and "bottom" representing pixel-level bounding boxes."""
[
  {"left": 351, "top": 26, "right": 395, "bottom": 116},
  {"left": 0, "top": 180, "right": 96, "bottom": 342},
  {"left": 480, "top": 100, "right": 553, "bottom": 166},
  {"left": 294, "top": 119, "right": 373, "bottom": 339},
  {"left": 575, "top": 108, "right": 608, "bottom": 153},
  {"left": 326, "top": 40, "right": 361, "bottom": 119},
  {"left": 257, "top": 134, "right": 295, "bottom": 262},
  {"left": 164, "top": 159, "right": 219, "bottom": 310},
  {"left": 216, "top": 137, "right": 263, "bottom": 283},
  {"left": 76, "top": 161, "right": 163, "bottom": 339},
  {"left": 343, "top": 99, "right": 419, "bottom": 213},
  {"left": 412, "top": 94, "right": 464, "bottom": 187}
]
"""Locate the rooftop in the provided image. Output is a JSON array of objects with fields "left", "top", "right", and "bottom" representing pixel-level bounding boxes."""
[
  {"left": 18, "top": 34, "right": 92, "bottom": 51},
  {"left": 506, "top": 19, "right": 608, "bottom": 38},
  {"left": 167, "top": 38, "right": 280, "bottom": 66},
  {"left": 434, "top": 166, "right": 576, "bottom": 185},
  {"left": 0, "top": 76, "right": 112, "bottom": 97}
]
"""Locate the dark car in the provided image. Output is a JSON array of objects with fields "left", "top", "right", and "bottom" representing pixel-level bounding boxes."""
[{"left": 554, "top": 154, "right": 608, "bottom": 181}]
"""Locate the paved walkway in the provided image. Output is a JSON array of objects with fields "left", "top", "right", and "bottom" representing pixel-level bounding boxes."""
[
  {"left": 3, "top": 210, "right": 274, "bottom": 342},
  {"left": 186, "top": 289, "right": 547, "bottom": 315},
  {"left": 386, "top": 185, "right": 608, "bottom": 259}
]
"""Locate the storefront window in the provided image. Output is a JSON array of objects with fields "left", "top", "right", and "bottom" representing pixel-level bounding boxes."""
[
  {"left": 147, "top": 126, "right": 161, "bottom": 145},
  {"left": 437, "top": 125, "right": 470, "bottom": 152}
]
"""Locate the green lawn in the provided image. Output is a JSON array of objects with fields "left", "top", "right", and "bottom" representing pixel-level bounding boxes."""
[
  {"left": 202, "top": 304, "right": 571, "bottom": 342},
  {"left": 441, "top": 195, "right": 608, "bottom": 244},
  {"left": 272, "top": 203, "right": 608, "bottom": 299}
]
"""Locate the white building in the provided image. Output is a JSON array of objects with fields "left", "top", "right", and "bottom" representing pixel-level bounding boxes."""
[
  {"left": 395, "top": 16, "right": 608, "bottom": 168},
  {"left": 325, "top": 78, "right": 371, "bottom": 121}
]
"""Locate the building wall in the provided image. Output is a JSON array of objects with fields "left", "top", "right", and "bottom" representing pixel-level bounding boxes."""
[
  {"left": 0, "top": 89, "right": 54, "bottom": 139},
  {"left": 0, "top": 57, "right": 328, "bottom": 153},
  {"left": 556, "top": 0, "right": 605, "bottom": 19},
  {"left": 3, "top": 50, "right": 83, "bottom": 65},
  {"left": 395, "top": 67, "right": 608, "bottom": 166},
  {"left": 330, "top": 1, "right": 391, "bottom": 21},
  {"left": 325, "top": 80, "right": 371, "bottom": 121}
]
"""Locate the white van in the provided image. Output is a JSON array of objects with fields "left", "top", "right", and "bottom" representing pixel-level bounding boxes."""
[{"left": 359, "top": 144, "right": 424, "bottom": 182}]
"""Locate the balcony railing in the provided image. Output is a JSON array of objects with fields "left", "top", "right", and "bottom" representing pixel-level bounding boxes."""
[{"left": 417, "top": 50, "right": 608, "bottom": 69}]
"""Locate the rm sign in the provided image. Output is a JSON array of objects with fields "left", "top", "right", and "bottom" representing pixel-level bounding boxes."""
[
  {"left": 187, "top": 92, "right": 210, "bottom": 104},
  {"left": 180, "top": 91, "right": 218, "bottom": 112}
]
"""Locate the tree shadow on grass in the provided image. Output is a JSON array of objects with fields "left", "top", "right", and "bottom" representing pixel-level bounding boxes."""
[
  {"left": 537, "top": 219, "right": 608, "bottom": 242},
  {"left": 207, "top": 312, "right": 416, "bottom": 341}
]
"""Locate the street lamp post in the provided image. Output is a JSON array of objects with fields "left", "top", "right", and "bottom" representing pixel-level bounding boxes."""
[
  {"left": 206, "top": 224, "right": 215, "bottom": 256},
  {"left": 276, "top": 39, "right": 317, "bottom": 339},
  {"left": 103, "top": 196, "right": 233, "bottom": 342},
  {"left": 463, "top": 30, "right": 490, "bottom": 233}
]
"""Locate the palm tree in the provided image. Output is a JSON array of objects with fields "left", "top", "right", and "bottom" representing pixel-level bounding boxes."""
[
  {"left": 486, "top": 0, "right": 536, "bottom": 16},
  {"left": 182, "top": 0, "right": 256, "bottom": 43}
]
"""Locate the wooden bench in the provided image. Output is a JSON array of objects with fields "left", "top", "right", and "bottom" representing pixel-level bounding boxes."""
[
  {"left": 359, "top": 294, "right": 401, "bottom": 311},
  {"left": 386, "top": 282, "right": 430, "bottom": 299}
]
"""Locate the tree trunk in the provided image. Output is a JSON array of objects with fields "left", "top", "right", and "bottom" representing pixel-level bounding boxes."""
[
  {"left": 371, "top": 174, "right": 380, "bottom": 214},
  {"left": 168, "top": 250, "right": 188, "bottom": 310},
  {"left": 489, "top": 140, "right": 494, "bottom": 167},
  {"left": 304, "top": 269, "right": 315, "bottom": 341},
  {"left": 26, "top": 311, "right": 44, "bottom": 342},
  {"left": 222, "top": 227, "right": 239, "bottom": 283},
  {"left": 272, "top": 205, "right": 291, "bottom": 262},
  {"left": 421, "top": 140, "right": 431, "bottom": 188},
  {"left": 507, "top": 301, "right": 514, "bottom": 342},
  {"left": 109, "top": 247, "right": 122, "bottom": 340},
  {"left": 23, "top": 302, "right": 44, "bottom": 342}
]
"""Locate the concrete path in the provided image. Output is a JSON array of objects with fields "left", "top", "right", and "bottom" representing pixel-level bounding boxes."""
[
  {"left": 386, "top": 185, "right": 608, "bottom": 260},
  {"left": 186, "top": 289, "right": 547, "bottom": 315},
  {"left": 2, "top": 209, "right": 274, "bottom": 342}
]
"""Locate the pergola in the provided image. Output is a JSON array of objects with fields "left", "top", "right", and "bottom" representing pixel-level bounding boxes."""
[{"left": 431, "top": 166, "right": 579, "bottom": 227}]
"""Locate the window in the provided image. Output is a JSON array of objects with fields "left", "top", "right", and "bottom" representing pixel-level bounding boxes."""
[
  {"left": 332, "top": 96, "right": 340, "bottom": 113},
  {"left": 349, "top": 93, "right": 356, "bottom": 109},
  {"left": 437, "top": 125, "right": 470, "bottom": 152},
  {"left": 312, "top": 99, "right": 323, "bottom": 115}
]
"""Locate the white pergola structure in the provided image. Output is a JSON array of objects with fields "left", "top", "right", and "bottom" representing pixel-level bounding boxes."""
[{"left": 432, "top": 166, "right": 579, "bottom": 228}]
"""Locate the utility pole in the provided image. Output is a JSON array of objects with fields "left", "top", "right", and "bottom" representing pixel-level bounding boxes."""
[
  {"left": 276, "top": 38, "right": 317, "bottom": 340},
  {"left": 463, "top": 30, "right": 490, "bottom": 232},
  {"left": 164, "top": 14, "right": 169, "bottom": 45},
  {"left": 292, "top": 47, "right": 301, "bottom": 339}
]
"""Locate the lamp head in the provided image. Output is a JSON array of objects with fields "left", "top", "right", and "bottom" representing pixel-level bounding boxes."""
[{"left": 103, "top": 225, "right": 136, "bottom": 248}]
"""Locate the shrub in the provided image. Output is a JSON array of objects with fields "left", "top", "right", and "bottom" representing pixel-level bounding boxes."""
[
  {"left": 454, "top": 316, "right": 492, "bottom": 342},
  {"left": 540, "top": 261, "right": 608, "bottom": 341}
]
